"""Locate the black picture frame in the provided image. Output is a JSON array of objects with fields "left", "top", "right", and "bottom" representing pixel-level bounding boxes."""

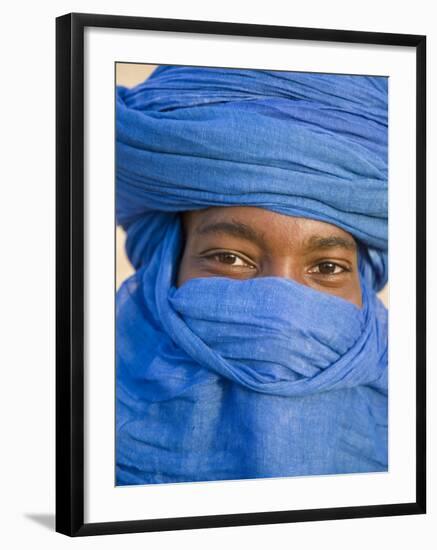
[{"left": 56, "top": 12, "right": 426, "bottom": 537}]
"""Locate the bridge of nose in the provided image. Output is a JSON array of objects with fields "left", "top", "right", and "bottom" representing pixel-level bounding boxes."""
[{"left": 262, "top": 257, "right": 306, "bottom": 285}]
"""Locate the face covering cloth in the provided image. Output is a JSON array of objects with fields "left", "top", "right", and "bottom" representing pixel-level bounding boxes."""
[{"left": 115, "top": 66, "right": 388, "bottom": 485}]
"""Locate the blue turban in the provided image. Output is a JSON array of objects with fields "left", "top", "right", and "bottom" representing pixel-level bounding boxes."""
[{"left": 115, "top": 66, "right": 388, "bottom": 485}]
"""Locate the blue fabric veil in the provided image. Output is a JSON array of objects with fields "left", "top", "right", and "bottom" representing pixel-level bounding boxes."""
[{"left": 116, "top": 66, "right": 388, "bottom": 485}]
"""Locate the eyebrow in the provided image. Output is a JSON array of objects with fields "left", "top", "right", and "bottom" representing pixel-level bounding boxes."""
[
  {"left": 194, "top": 220, "right": 356, "bottom": 252},
  {"left": 195, "top": 220, "right": 266, "bottom": 248},
  {"left": 304, "top": 235, "right": 356, "bottom": 252}
]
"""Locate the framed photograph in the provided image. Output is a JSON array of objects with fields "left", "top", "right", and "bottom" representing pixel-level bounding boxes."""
[{"left": 56, "top": 12, "right": 426, "bottom": 536}]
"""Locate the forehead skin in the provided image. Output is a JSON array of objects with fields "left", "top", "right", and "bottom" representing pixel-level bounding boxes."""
[{"left": 177, "top": 206, "right": 362, "bottom": 307}]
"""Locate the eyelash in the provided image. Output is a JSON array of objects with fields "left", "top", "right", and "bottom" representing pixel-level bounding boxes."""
[
  {"left": 203, "top": 251, "right": 256, "bottom": 269},
  {"left": 308, "top": 262, "right": 349, "bottom": 276},
  {"left": 202, "top": 251, "right": 350, "bottom": 276}
]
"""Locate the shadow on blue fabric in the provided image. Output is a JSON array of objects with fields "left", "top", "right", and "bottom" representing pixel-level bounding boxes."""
[{"left": 115, "top": 66, "right": 388, "bottom": 485}]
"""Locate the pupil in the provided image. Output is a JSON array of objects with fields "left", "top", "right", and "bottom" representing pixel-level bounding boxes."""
[
  {"left": 319, "top": 262, "right": 335, "bottom": 274},
  {"left": 221, "top": 254, "right": 237, "bottom": 264}
]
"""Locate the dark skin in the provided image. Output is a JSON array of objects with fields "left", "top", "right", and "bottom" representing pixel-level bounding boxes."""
[{"left": 177, "top": 206, "right": 362, "bottom": 308}]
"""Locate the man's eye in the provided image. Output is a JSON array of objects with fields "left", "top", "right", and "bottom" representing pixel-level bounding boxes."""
[
  {"left": 309, "top": 262, "right": 346, "bottom": 275},
  {"left": 209, "top": 252, "right": 255, "bottom": 269}
]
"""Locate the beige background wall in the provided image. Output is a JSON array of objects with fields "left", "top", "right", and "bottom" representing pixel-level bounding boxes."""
[
  {"left": 115, "top": 63, "right": 388, "bottom": 307},
  {"left": 116, "top": 64, "right": 157, "bottom": 289}
]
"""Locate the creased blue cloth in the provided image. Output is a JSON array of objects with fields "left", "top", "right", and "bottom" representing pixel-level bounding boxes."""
[{"left": 115, "top": 66, "right": 388, "bottom": 485}]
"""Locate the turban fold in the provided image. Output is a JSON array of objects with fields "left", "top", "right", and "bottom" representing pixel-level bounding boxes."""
[{"left": 115, "top": 66, "right": 388, "bottom": 485}]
